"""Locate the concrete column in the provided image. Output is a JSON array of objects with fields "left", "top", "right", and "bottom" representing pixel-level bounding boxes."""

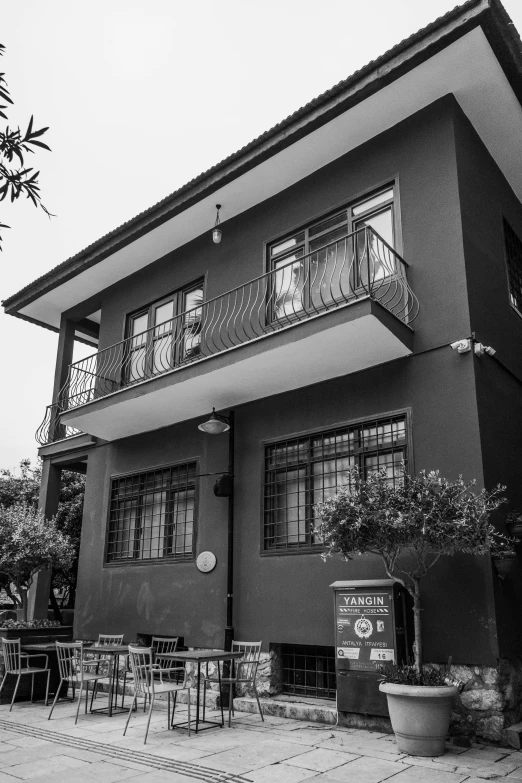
[
  {"left": 49, "top": 317, "right": 75, "bottom": 440},
  {"left": 53, "top": 316, "right": 75, "bottom": 401},
  {"left": 27, "top": 459, "right": 62, "bottom": 620}
]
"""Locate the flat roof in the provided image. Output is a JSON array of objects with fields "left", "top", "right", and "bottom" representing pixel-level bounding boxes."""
[{"left": 4, "top": 0, "right": 522, "bottom": 337}]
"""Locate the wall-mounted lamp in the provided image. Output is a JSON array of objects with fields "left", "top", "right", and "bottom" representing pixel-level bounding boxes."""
[
  {"left": 212, "top": 204, "right": 222, "bottom": 244},
  {"left": 198, "top": 407, "right": 230, "bottom": 434}
]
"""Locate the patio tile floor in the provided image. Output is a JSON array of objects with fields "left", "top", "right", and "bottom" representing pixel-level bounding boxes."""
[{"left": 0, "top": 700, "right": 521, "bottom": 783}]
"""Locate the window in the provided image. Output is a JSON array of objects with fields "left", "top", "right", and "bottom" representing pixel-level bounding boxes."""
[
  {"left": 268, "top": 187, "right": 396, "bottom": 320},
  {"left": 263, "top": 414, "right": 407, "bottom": 551},
  {"left": 107, "top": 462, "right": 196, "bottom": 563},
  {"left": 125, "top": 282, "right": 203, "bottom": 384},
  {"left": 504, "top": 219, "right": 522, "bottom": 316},
  {"left": 281, "top": 644, "right": 336, "bottom": 699}
]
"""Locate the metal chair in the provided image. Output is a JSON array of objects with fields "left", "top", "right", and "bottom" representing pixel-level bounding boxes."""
[
  {"left": 0, "top": 638, "right": 50, "bottom": 712},
  {"left": 97, "top": 634, "right": 124, "bottom": 645},
  {"left": 151, "top": 636, "right": 183, "bottom": 680},
  {"left": 124, "top": 645, "right": 191, "bottom": 744},
  {"left": 48, "top": 641, "right": 107, "bottom": 723},
  {"left": 203, "top": 641, "right": 264, "bottom": 726}
]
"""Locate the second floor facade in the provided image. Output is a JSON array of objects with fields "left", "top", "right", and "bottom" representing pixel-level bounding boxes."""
[{"left": 5, "top": 1, "right": 522, "bottom": 449}]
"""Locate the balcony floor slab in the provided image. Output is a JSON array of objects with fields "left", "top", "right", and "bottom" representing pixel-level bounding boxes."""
[{"left": 61, "top": 299, "right": 413, "bottom": 441}]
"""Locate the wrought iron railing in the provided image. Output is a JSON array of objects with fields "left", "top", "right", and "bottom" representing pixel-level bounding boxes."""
[
  {"left": 35, "top": 403, "right": 83, "bottom": 446},
  {"left": 37, "top": 226, "right": 418, "bottom": 444}
]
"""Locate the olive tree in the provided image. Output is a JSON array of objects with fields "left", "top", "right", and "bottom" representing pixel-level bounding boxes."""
[
  {"left": 315, "top": 467, "right": 511, "bottom": 673},
  {"left": 0, "top": 504, "right": 74, "bottom": 621}
]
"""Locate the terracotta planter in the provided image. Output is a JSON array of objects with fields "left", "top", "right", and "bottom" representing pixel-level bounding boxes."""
[{"left": 379, "top": 682, "right": 458, "bottom": 756}]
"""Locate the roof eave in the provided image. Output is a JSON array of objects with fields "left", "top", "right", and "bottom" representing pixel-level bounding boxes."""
[{"left": 6, "top": 0, "right": 521, "bottom": 323}]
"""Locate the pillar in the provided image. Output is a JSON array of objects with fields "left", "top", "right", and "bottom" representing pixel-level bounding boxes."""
[
  {"left": 49, "top": 316, "right": 75, "bottom": 441},
  {"left": 27, "top": 460, "right": 62, "bottom": 620}
]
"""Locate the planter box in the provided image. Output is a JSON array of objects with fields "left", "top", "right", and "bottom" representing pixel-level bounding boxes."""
[{"left": 0, "top": 626, "right": 73, "bottom": 645}]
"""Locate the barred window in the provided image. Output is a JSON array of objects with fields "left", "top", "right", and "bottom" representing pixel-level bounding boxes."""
[
  {"left": 263, "top": 415, "right": 407, "bottom": 551},
  {"left": 504, "top": 219, "right": 522, "bottom": 315},
  {"left": 107, "top": 463, "right": 196, "bottom": 563},
  {"left": 281, "top": 644, "right": 336, "bottom": 700}
]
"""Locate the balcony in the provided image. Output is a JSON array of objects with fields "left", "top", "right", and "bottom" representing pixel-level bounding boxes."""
[{"left": 37, "top": 227, "right": 418, "bottom": 444}]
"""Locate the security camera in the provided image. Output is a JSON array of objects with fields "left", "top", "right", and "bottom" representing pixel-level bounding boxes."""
[
  {"left": 474, "top": 342, "right": 497, "bottom": 357},
  {"left": 450, "top": 339, "right": 471, "bottom": 353}
]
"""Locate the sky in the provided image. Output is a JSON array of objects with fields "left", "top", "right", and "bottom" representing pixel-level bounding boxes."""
[{"left": 1, "top": 0, "right": 522, "bottom": 470}]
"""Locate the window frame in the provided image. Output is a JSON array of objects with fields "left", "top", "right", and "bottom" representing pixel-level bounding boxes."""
[
  {"left": 502, "top": 217, "right": 522, "bottom": 320},
  {"left": 266, "top": 184, "right": 399, "bottom": 323},
  {"left": 103, "top": 459, "right": 199, "bottom": 567},
  {"left": 269, "top": 187, "right": 395, "bottom": 263},
  {"left": 260, "top": 409, "right": 412, "bottom": 557},
  {"left": 123, "top": 279, "right": 205, "bottom": 385}
]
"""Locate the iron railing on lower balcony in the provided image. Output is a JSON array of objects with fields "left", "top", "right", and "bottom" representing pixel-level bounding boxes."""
[
  {"left": 36, "top": 403, "right": 82, "bottom": 446},
  {"left": 37, "top": 226, "right": 419, "bottom": 443}
]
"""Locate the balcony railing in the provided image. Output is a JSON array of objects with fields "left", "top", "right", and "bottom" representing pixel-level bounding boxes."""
[
  {"left": 36, "top": 403, "right": 82, "bottom": 446},
  {"left": 36, "top": 226, "right": 418, "bottom": 444}
]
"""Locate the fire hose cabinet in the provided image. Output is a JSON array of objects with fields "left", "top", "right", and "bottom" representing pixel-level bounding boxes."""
[{"left": 331, "top": 579, "right": 413, "bottom": 716}]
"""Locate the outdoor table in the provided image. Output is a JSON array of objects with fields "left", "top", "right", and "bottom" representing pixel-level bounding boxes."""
[
  {"left": 88, "top": 644, "right": 129, "bottom": 717},
  {"left": 161, "top": 649, "right": 244, "bottom": 733}
]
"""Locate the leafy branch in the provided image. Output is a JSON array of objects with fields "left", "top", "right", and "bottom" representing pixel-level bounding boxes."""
[{"left": 0, "top": 43, "right": 52, "bottom": 249}]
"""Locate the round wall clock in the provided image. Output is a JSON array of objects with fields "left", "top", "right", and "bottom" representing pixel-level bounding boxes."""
[{"left": 196, "top": 551, "right": 217, "bottom": 573}]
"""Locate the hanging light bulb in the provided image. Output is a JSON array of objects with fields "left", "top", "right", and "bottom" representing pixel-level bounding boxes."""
[{"left": 212, "top": 204, "right": 222, "bottom": 244}]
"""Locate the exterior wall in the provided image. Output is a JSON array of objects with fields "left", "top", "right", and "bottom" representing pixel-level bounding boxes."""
[
  {"left": 75, "top": 347, "right": 496, "bottom": 665},
  {"left": 70, "top": 95, "right": 512, "bottom": 723},
  {"left": 82, "top": 95, "right": 469, "bottom": 357},
  {"left": 454, "top": 106, "right": 522, "bottom": 661}
]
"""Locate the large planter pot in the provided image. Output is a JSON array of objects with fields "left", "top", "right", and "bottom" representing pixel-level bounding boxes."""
[{"left": 379, "top": 682, "right": 458, "bottom": 756}]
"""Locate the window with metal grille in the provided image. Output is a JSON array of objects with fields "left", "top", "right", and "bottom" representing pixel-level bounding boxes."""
[
  {"left": 504, "top": 219, "right": 522, "bottom": 316},
  {"left": 281, "top": 644, "right": 336, "bottom": 700},
  {"left": 107, "top": 462, "right": 196, "bottom": 563},
  {"left": 264, "top": 415, "right": 407, "bottom": 551}
]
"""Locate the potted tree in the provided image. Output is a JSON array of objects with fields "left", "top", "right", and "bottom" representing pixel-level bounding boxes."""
[
  {"left": 315, "top": 467, "right": 512, "bottom": 757},
  {"left": 0, "top": 503, "right": 75, "bottom": 628}
]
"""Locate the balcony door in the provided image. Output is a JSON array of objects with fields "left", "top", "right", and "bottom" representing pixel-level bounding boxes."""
[
  {"left": 269, "top": 186, "right": 396, "bottom": 320},
  {"left": 124, "top": 282, "right": 203, "bottom": 385}
]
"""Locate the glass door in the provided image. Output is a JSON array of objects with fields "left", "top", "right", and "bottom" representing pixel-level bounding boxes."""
[{"left": 353, "top": 188, "right": 395, "bottom": 289}]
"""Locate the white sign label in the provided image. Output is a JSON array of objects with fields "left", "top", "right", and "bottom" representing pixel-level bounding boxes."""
[
  {"left": 337, "top": 647, "right": 360, "bottom": 659},
  {"left": 196, "top": 551, "right": 217, "bottom": 573},
  {"left": 369, "top": 649, "right": 395, "bottom": 662}
]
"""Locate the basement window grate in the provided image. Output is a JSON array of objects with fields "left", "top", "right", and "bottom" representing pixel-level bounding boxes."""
[{"left": 281, "top": 644, "right": 336, "bottom": 700}]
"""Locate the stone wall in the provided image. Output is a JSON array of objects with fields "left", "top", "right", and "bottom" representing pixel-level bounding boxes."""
[
  {"left": 233, "top": 647, "right": 522, "bottom": 744},
  {"left": 446, "top": 660, "right": 522, "bottom": 743}
]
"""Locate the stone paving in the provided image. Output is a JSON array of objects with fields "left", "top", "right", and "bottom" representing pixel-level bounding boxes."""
[{"left": 0, "top": 699, "right": 522, "bottom": 783}]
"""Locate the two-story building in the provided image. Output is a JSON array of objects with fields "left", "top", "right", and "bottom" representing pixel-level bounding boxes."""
[{"left": 4, "top": 0, "right": 522, "bottom": 740}]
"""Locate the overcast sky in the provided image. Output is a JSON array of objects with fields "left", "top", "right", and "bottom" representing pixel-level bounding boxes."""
[{"left": 2, "top": 0, "right": 522, "bottom": 470}]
